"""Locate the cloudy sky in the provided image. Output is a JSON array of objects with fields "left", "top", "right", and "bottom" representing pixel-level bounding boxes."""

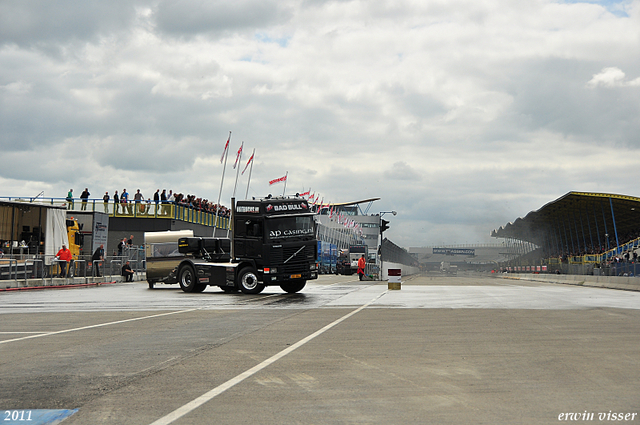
[{"left": 1, "top": 0, "right": 639, "bottom": 247}]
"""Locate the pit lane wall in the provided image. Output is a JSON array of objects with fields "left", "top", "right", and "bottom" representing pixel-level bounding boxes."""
[
  {"left": 502, "top": 273, "right": 640, "bottom": 292},
  {"left": 381, "top": 261, "right": 420, "bottom": 281}
]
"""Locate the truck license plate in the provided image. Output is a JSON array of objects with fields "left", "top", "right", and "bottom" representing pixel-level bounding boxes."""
[{"left": 290, "top": 274, "right": 302, "bottom": 279}]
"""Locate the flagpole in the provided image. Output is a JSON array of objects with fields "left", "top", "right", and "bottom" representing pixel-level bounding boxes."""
[
  {"left": 282, "top": 171, "right": 288, "bottom": 196},
  {"left": 244, "top": 149, "right": 255, "bottom": 200},
  {"left": 214, "top": 131, "right": 231, "bottom": 236},
  {"left": 228, "top": 142, "right": 243, "bottom": 238}
]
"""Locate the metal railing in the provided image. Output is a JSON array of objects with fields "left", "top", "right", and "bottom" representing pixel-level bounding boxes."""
[
  {"left": 0, "top": 259, "right": 18, "bottom": 281},
  {"left": 48, "top": 259, "right": 87, "bottom": 285},
  {"left": 365, "top": 263, "right": 379, "bottom": 280},
  {"left": 0, "top": 253, "right": 150, "bottom": 286}
]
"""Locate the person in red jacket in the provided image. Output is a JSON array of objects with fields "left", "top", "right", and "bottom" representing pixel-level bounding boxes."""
[
  {"left": 55, "top": 244, "right": 72, "bottom": 277},
  {"left": 357, "top": 254, "right": 366, "bottom": 281}
]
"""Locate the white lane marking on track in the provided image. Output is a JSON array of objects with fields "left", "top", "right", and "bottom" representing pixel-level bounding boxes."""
[
  {"left": 241, "top": 293, "right": 282, "bottom": 302},
  {"left": 0, "top": 308, "right": 201, "bottom": 345},
  {"left": 148, "top": 290, "right": 387, "bottom": 425}
]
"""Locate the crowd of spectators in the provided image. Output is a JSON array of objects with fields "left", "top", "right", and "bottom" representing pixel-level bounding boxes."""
[
  {"left": 546, "top": 228, "right": 640, "bottom": 262},
  {"left": 172, "top": 192, "right": 230, "bottom": 218},
  {"left": 65, "top": 188, "right": 230, "bottom": 218}
]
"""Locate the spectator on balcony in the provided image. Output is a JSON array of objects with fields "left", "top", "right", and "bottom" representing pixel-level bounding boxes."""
[
  {"left": 153, "top": 189, "right": 160, "bottom": 214},
  {"left": 80, "top": 188, "right": 90, "bottom": 211},
  {"left": 159, "top": 190, "right": 165, "bottom": 214},
  {"left": 66, "top": 189, "right": 73, "bottom": 210},
  {"left": 134, "top": 189, "right": 144, "bottom": 214},
  {"left": 167, "top": 190, "right": 175, "bottom": 215},
  {"left": 103, "top": 192, "right": 109, "bottom": 213},
  {"left": 121, "top": 189, "right": 132, "bottom": 214},
  {"left": 113, "top": 190, "right": 119, "bottom": 214}
]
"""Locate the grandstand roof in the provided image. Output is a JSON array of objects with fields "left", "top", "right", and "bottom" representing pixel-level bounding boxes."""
[{"left": 491, "top": 192, "right": 640, "bottom": 246}]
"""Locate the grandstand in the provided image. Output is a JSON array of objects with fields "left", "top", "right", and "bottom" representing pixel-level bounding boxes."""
[{"left": 491, "top": 192, "right": 640, "bottom": 276}]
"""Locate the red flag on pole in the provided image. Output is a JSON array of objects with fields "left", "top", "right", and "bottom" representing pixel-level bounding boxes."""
[
  {"left": 241, "top": 151, "right": 254, "bottom": 175},
  {"left": 220, "top": 135, "right": 230, "bottom": 163},
  {"left": 269, "top": 175, "right": 287, "bottom": 185},
  {"left": 233, "top": 142, "right": 243, "bottom": 169}
]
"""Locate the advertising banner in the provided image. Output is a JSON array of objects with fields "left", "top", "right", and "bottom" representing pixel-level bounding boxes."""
[
  {"left": 433, "top": 248, "right": 475, "bottom": 256},
  {"left": 92, "top": 212, "right": 109, "bottom": 253}
]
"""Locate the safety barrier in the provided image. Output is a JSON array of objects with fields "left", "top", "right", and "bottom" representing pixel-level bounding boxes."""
[
  {"left": 503, "top": 272, "right": 640, "bottom": 292},
  {"left": 0, "top": 254, "right": 141, "bottom": 286},
  {"left": 110, "top": 259, "right": 123, "bottom": 281},
  {"left": 365, "top": 263, "right": 379, "bottom": 280},
  {"left": 25, "top": 259, "right": 44, "bottom": 286},
  {"left": 50, "top": 259, "right": 87, "bottom": 285},
  {"left": 0, "top": 259, "right": 18, "bottom": 281}
]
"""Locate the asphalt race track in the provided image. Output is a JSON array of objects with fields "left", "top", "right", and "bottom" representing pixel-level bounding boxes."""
[{"left": 1, "top": 273, "right": 639, "bottom": 425}]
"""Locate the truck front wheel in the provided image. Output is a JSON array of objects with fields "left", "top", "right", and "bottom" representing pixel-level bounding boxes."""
[
  {"left": 179, "top": 265, "right": 197, "bottom": 293},
  {"left": 238, "top": 267, "right": 264, "bottom": 294},
  {"left": 280, "top": 281, "right": 306, "bottom": 294}
]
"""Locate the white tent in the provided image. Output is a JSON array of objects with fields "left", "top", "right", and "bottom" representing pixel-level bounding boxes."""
[{"left": 45, "top": 209, "right": 68, "bottom": 264}]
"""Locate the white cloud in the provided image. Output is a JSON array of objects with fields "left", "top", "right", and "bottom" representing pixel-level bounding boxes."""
[
  {"left": 587, "top": 66, "right": 640, "bottom": 88},
  {"left": 1, "top": 80, "right": 32, "bottom": 95}
]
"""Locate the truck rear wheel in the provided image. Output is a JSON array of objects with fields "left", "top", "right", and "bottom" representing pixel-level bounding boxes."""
[
  {"left": 280, "top": 281, "right": 306, "bottom": 294},
  {"left": 238, "top": 267, "right": 264, "bottom": 294},
  {"left": 179, "top": 265, "right": 197, "bottom": 293}
]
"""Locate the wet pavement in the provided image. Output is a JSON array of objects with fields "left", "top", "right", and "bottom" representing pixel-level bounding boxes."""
[
  {"left": 2, "top": 273, "right": 640, "bottom": 313},
  {"left": 1, "top": 273, "right": 639, "bottom": 424}
]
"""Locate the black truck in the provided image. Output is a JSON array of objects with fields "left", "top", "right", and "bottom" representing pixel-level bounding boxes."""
[{"left": 145, "top": 197, "right": 318, "bottom": 294}]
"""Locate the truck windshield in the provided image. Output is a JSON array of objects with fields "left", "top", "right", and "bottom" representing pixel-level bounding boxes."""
[{"left": 266, "top": 216, "right": 315, "bottom": 241}]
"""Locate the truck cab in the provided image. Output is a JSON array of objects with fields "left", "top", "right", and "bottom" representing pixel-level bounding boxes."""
[{"left": 233, "top": 197, "right": 318, "bottom": 292}]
